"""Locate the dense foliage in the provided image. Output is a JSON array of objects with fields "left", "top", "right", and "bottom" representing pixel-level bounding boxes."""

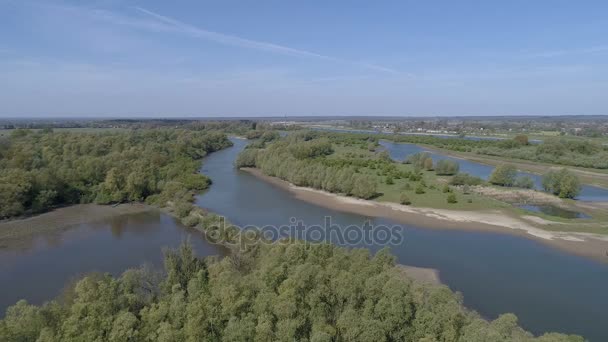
[
  {"left": 0, "top": 241, "right": 583, "bottom": 342},
  {"left": 0, "top": 129, "right": 232, "bottom": 218},
  {"left": 489, "top": 164, "right": 518, "bottom": 187},
  {"left": 542, "top": 169, "right": 582, "bottom": 199},
  {"left": 236, "top": 132, "right": 378, "bottom": 199}
]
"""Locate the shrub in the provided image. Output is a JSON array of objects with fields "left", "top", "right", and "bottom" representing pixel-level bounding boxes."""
[
  {"left": 447, "top": 193, "right": 458, "bottom": 203},
  {"left": 423, "top": 158, "right": 434, "bottom": 171},
  {"left": 386, "top": 176, "right": 394, "bottom": 185},
  {"left": 415, "top": 183, "right": 426, "bottom": 194},
  {"left": 399, "top": 193, "right": 411, "bottom": 205},
  {"left": 450, "top": 173, "right": 484, "bottom": 186},
  {"left": 435, "top": 160, "right": 460, "bottom": 175},
  {"left": 442, "top": 185, "right": 451, "bottom": 193}
]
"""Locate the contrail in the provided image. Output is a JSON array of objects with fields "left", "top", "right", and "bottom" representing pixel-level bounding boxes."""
[{"left": 135, "top": 6, "right": 398, "bottom": 74}]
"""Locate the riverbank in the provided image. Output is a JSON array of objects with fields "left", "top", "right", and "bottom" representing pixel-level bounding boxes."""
[
  {"left": 0, "top": 203, "right": 155, "bottom": 250},
  {"left": 242, "top": 167, "right": 608, "bottom": 264}
]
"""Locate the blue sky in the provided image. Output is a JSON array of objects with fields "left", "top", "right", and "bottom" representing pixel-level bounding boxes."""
[{"left": 1, "top": 0, "right": 607, "bottom": 117}]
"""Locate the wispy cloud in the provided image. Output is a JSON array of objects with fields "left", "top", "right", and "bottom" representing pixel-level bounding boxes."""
[{"left": 133, "top": 6, "right": 398, "bottom": 74}]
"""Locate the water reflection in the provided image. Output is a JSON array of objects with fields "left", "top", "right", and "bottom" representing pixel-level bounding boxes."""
[{"left": 0, "top": 210, "right": 227, "bottom": 315}]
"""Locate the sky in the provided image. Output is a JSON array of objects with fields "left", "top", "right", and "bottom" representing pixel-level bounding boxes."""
[{"left": 1, "top": 0, "right": 607, "bottom": 117}]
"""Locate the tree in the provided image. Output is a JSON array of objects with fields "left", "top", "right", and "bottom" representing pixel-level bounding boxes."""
[
  {"left": 489, "top": 164, "right": 517, "bottom": 187},
  {"left": 351, "top": 175, "right": 377, "bottom": 199},
  {"left": 514, "top": 176, "right": 534, "bottom": 189},
  {"left": 435, "top": 160, "right": 460, "bottom": 175},
  {"left": 542, "top": 169, "right": 581, "bottom": 199}
]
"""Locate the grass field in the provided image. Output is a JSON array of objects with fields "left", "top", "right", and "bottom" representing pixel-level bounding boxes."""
[{"left": 330, "top": 144, "right": 510, "bottom": 211}]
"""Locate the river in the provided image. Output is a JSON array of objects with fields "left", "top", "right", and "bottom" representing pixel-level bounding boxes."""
[
  {"left": 197, "top": 138, "right": 608, "bottom": 341},
  {"left": 1, "top": 138, "right": 607, "bottom": 340}
]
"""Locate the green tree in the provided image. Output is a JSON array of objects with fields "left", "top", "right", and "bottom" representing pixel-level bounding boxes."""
[
  {"left": 489, "top": 164, "right": 517, "bottom": 187},
  {"left": 435, "top": 160, "right": 460, "bottom": 175},
  {"left": 542, "top": 169, "right": 581, "bottom": 199},
  {"left": 514, "top": 176, "right": 534, "bottom": 189}
]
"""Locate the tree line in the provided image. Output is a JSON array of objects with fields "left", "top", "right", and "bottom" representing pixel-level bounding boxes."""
[
  {"left": 0, "top": 129, "right": 232, "bottom": 219},
  {"left": 0, "top": 240, "right": 583, "bottom": 342},
  {"left": 236, "top": 132, "right": 379, "bottom": 199}
]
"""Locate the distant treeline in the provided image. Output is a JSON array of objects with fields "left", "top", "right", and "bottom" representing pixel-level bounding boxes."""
[
  {"left": 0, "top": 240, "right": 582, "bottom": 341},
  {"left": 386, "top": 134, "right": 608, "bottom": 169},
  {"left": 0, "top": 129, "right": 232, "bottom": 219}
]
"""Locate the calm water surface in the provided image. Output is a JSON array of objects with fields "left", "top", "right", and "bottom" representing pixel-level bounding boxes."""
[
  {"left": 196, "top": 138, "right": 608, "bottom": 341},
  {"left": 379, "top": 140, "right": 608, "bottom": 202},
  {"left": 0, "top": 210, "right": 227, "bottom": 315}
]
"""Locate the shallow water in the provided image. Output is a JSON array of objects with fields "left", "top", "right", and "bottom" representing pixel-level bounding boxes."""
[
  {"left": 517, "top": 204, "right": 591, "bottom": 219},
  {"left": 379, "top": 140, "right": 608, "bottom": 202},
  {"left": 195, "top": 138, "right": 608, "bottom": 341},
  {"left": 0, "top": 210, "right": 227, "bottom": 315}
]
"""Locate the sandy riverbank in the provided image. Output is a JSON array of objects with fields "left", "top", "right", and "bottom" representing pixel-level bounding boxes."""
[
  {"left": 0, "top": 203, "right": 155, "bottom": 249},
  {"left": 242, "top": 168, "right": 608, "bottom": 264}
]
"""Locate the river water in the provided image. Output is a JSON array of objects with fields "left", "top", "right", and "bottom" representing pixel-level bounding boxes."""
[
  {"left": 379, "top": 140, "right": 608, "bottom": 202},
  {"left": 1, "top": 138, "right": 607, "bottom": 340},
  {"left": 0, "top": 210, "right": 227, "bottom": 316}
]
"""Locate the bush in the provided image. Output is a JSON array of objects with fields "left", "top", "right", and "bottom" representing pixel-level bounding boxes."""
[
  {"left": 447, "top": 193, "right": 458, "bottom": 204},
  {"left": 442, "top": 184, "right": 451, "bottom": 193},
  {"left": 489, "top": 164, "right": 517, "bottom": 187},
  {"left": 450, "top": 173, "right": 484, "bottom": 186},
  {"left": 415, "top": 183, "right": 426, "bottom": 194},
  {"left": 399, "top": 193, "right": 411, "bottom": 205},
  {"left": 435, "top": 160, "right": 460, "bottom": 175},
  {"left": 423, "top": 158, "right": 434, "bottom": 171},
  {"left": 386, "top": 176, "right": 394, "bottom": 185},
  {"left": 542, "top": 169, "right": 581, "bottom": 199}
]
